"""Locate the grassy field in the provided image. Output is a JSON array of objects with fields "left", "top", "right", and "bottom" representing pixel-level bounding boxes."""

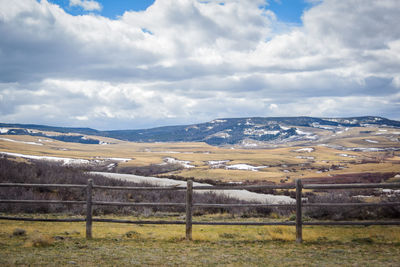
[
  {"left": 1, "top": 215, "right": 400, "bottom": 266},
  {"left": 1, "top": 127, "right": 399, "bottom": 184}
]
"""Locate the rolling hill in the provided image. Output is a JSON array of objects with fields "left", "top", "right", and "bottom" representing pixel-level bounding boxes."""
[{"left": 1, "top": 116, "right": 400, "bottom": 146}]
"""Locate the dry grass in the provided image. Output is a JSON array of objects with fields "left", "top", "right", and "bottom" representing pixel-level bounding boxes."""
[
  {"left": 24, "top": 232, "right": 54, "bottom": 248},
  {"left": 1, "top": 216, "right": 400, "bottom": 266},
  {"left": 2, "top": 214, "right": 400, "bottom": 242},
  {"left": 1, "top": 126, "right": 399, "bottom": 183}
]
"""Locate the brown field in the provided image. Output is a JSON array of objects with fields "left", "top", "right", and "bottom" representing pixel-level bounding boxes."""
[{"left": 0, "top": 125, "right": 399, "bottom": 184}]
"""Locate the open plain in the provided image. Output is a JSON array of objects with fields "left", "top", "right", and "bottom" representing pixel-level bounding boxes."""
[
  {"left": 1, "top": 123, "right": 400, "bottom": 266},
  {"left": 1, "top": 124, "right": 399, "bottom": 185}
]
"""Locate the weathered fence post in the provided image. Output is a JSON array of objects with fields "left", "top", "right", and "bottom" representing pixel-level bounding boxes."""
[
  {"left": 295, "top": 179, "right": 303, "bottom": 243},
  {"left": 186, "top": 180, "right": 193, "bottom": 241},
  {"left": 86, "top": 179, "right": 93, "bottom": 239}
]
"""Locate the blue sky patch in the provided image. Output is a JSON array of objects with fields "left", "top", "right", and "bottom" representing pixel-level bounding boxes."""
[
  {"left": 265, "top": 0, "right": 314, "bottom": 24},
  {"left": 48, "top": 0, "right": 312, "bottom": 24},
  {"left": 48, "top": 0, "right": 155, "bottom": 18}
]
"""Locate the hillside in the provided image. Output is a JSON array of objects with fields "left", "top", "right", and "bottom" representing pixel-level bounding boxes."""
[
  {"left": 1, "top": 116, "right": 400, "bottom": 146},
  {"left": 104, "top": 116, "right": 400, "bottom": 146},
  {"left": 0, "top": 115, "right": 399, "bottom": 188}
]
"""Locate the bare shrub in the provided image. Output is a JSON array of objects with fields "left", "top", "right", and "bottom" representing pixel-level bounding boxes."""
[
  {"left": 304, "top": 190, "right": 400, "bottom": 220},
  {"left": 117, "top": 163, "right": 183, "bottom": 176},
  {"left": 12, "top": 228, "right": 26, "bottom": 236},
  {"left": 302, "top": 172, "right": 396, "bottom": 185},
  {"left": 0, "top": 158, "right": 272, "bottom": 217}
]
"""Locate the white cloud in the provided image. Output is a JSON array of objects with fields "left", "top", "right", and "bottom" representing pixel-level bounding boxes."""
[
  {"left": 392, "top": 76, "right": 400, "bottom": 88},
  {"left": 0, "top": 0, "right": 399, "bottom": 129},
  {"left": 269, "top": 104, "right": 278, "bottom": 110},
  {"left": 69, "top": 0, "right": 102, "bottom": 11}
]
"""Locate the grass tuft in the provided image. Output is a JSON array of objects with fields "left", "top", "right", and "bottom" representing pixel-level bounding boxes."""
[
  {"left": 12, "top": 228, "right": 26, "bottom": 237},
  {"left": 219, "top": 232, "right": 238, "bottom": 239},
  {"left": 124, "top": 230, "right": 141, "bottom": 239},
  {"left": 24, "top": 233, "right": 54, "bottom": 247},
  {"left": 266, "top": 226, "right": 295, "bottom": 241},
  {"left": 351, "top": 237, "right": 374, "bottom": 244}
]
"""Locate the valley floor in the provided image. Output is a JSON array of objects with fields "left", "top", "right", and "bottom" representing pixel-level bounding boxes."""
[
  {"left": 1, "top": 216, "right": 400, "bottom": 266},
  {"left": 1, "top": 122, "right": 400, "bottom": 185}
]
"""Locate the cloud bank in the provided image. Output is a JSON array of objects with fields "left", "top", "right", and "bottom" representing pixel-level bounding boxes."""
[{"left": 0, "top": 0, "right": 399, "bottom": 129}]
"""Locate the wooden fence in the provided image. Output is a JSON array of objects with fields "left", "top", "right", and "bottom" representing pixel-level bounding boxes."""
[{"left": 1, "top": 179, "right": 400, "bottom": 243}]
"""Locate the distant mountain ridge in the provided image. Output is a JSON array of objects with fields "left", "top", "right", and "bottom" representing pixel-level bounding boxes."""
[{"left": 1, "top": 116, "right": 400, "bottom": 146}]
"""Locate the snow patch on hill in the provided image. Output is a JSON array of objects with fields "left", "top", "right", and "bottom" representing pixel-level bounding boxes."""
[
  {"left": 226, "top": 164, "right": 268, "bottom": 171},
  {"left": 163, "top": 157, "right": 195, "bottom": 168},
  {"left": 294, "top": 147, "right": 314, "bottom": 153},
  {"left": 207, "top": 131, "right": 231, "bottom": 139},
  {"left": 207, "top": 160, "right": 230, "bottom": 168},
  {"left": 0, "top": 137, "right": 43, "bottom": 146},
  {"left": 0, "top": 151, "right": 132, "bottom": 165},
  {"left": 295, "top": 156, "right": 315, "bottom": 160},
  {"left": 210, "top": 119, "right": 227, "bottom": 124},
  {"left": 244, "top": 128, "right": 280, "bottom": 136},
  {"left": 311, "top": 122, "right": 334, "bottom": 130},
  {"left": 338, "top": 153, "right": 357, "bottom": 158},
  {"left": 0, "top": 151, "right": 90, "bottom": 164}
]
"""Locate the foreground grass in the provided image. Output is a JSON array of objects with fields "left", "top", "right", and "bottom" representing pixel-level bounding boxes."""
[{"left": 1, "top": 215, "right": 400, "bottom": 266}]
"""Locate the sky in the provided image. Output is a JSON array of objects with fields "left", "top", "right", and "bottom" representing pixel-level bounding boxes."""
[{"left": 0, "top": 0, "right": 399, "bottom": 130}]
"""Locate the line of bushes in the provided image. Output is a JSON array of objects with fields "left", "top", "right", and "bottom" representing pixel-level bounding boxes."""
[
  {"left": 116, "top": 163, "right": 184, "bottom": 176},
  {"left": 0, "top": 157, "right": 274, "bottom": 217},
  {"left": 1, "top": 157, "right": 398, "bottom": 220},
  {"left": 304, "top": 189, "right": 400, "bottom": 220}
]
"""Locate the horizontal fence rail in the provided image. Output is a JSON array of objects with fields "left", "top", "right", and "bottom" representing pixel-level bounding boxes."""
[
  {"left": 193, "top": 184, "right": 296, "bottom": 190},
  {"left": 92, "top": 185, "right": 187, "bottom": 191},
  {"left": 0, "top": 183, "right": 86, "bottom": 189},
  {"left": 0, "top": 216, "right": 86, "bottom": 222},
  {"left": 0, "top": 200, "right": 86, "bottom": 205},
  {"left": 303, "top": 183, "right": 400, "bottom": 190},
  {"left": 92, "top": 201, "right": 186, "bottom": 207},
  {"left": 1, "top": 180, "right": 400, "bottom": 242}
]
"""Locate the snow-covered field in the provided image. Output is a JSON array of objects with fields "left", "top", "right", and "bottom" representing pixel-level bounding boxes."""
[
  {"left": 38, "top": 138, "right": 53, "bottom": 143},
  {"left": 0, "top": 151, "right": 90, "bottom": 164},
  {"left": 0, "top": 151, "right": 131, "bottom": 165},
  {"left": 0, "top": 137, "right": 43, "bottom": 146},
  {"left": 207, "top": 160, "right": 230, "bottom": 165},
  {"left": 225, "top": 164, "right": 268, "bottom": 171},
  {"left": 365, "top": 139, "right": 379, "bottom": 144},
  {"left": 90, "top": 172, "right": 295, "bottom": 204},
  {"left": 243, "top": 128, "right": 280, "bottom": 136},
  {"left": 375, "top": 131, "right": 400, "bottom": 135},
  {"left": 293, "top": 147, "right": 314, "bottom": 153},
  {"left": 207, "top": 160, "right": 230, "bottom": 168},
  {"left": 338, "top": 153, "right": 357, "bottom": 158},
  {"left": 206, "top": 160, "right": 268, "bottom": 171},
  {"left": 295, "top": 156, "right": 315, "bottom": 160},
  {"left": 162, "top": 157, "right": 195, "bottom": 168}
]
